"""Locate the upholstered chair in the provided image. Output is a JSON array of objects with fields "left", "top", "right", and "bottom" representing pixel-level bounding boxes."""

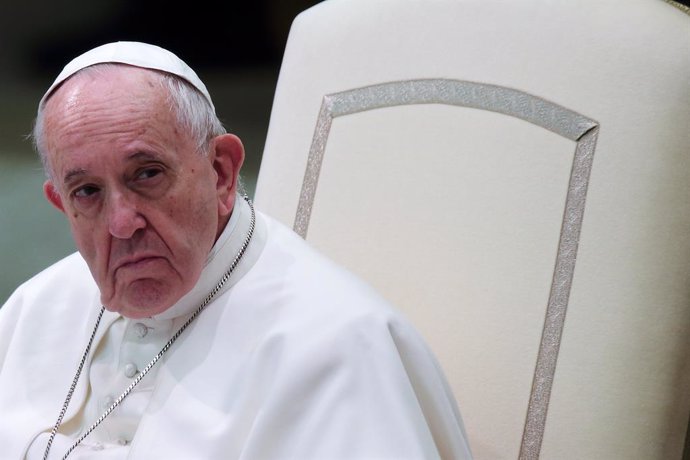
[{"left": 254, "top": 1, "right": 690, "bottom": 458}]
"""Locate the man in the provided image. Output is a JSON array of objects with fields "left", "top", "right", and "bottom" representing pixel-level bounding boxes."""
[{"left": 0, "top": 42, "right": 472, "bottom": 459}]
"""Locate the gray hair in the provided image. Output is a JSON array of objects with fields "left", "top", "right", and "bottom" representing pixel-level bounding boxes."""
[{"left": 32, "top": 63, "right": 227, "bottom": 180}]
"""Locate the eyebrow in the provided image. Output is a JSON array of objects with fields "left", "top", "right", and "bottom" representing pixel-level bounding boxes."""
[
  {"left": 62, "top": 151, "right": 164, "bottom": 186},
  {"left": 63, "top": 168, "right": 87, "bottom": 186},
  {"left": 127, "top": 151, "right": 162, "bottom": 162}
]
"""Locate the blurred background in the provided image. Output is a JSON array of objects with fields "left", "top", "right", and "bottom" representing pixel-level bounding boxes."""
[{"left": 0, "top": 0, "right": 321, "bottom": 304}]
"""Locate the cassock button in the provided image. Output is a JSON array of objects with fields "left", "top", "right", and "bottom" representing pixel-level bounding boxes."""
[
  {"left": 124, "top": 363, "right": 138, "bottom": 378},
  {"left": 133, "top": 323, "right": 149, "bottom": 338}
]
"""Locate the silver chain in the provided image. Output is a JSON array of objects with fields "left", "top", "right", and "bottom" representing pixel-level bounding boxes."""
[{"left": 44, "top": 197, "right": 256, "bottom": 460}]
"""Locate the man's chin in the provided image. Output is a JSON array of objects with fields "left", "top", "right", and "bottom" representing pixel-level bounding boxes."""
[{"left": 103, "top": 284, "right": 178, "bottom": 318}]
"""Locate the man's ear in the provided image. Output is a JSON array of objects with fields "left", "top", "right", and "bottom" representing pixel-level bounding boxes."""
[
  {"left": 43, "top": 181, "right": 65, "bottom": 213},
  {"left": 211, "top": 134, "right": 245, "bottom": 217}
]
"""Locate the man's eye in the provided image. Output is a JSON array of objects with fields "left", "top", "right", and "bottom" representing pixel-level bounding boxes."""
[
  {"left": 136, "top": 168, "right": 162, "bottom": 180},
  {"left": 73, "top": 185, "right": 99, "bottom": 198}
]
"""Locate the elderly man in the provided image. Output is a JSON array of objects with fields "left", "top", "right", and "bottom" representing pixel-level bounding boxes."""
[{"left": 0, "top": 42, "right": 472, "bottom": 459}]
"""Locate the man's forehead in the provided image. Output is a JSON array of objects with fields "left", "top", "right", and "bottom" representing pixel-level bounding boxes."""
[
  {"left": 43, "top": 70, "right": 167, "bottom": 144},
  {"left": 48, "top": 65, "right": 163, "bottom": 106},
  {"left": 41, "top": 41, "right": 214, "bottom": 112}
]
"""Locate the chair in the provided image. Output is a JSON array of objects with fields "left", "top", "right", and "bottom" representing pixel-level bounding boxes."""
[{"left": 254, "top": 0, "right": 690, "bottom": 458}]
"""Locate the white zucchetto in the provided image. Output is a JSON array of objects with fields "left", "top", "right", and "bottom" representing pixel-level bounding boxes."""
[{"left": 40, "top": 41, "right": 215, "bottom": 112}]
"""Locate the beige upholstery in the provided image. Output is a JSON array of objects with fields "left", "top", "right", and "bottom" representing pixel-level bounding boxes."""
[{"left": 254, "top": 1, "right": 690, "bottom": 458}]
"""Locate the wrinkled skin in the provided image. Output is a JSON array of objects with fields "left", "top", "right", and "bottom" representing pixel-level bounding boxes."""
[{"left": 41, "top": 66, "right": 244, "bottom": 318}]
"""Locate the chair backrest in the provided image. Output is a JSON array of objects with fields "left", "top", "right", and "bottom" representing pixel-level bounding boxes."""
[{"left": 254, "top": 1, "right": 690, "bottom": 458}]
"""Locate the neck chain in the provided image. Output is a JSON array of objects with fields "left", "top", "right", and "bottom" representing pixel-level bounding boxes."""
[{"left": 43, "top": 197, "right": 256, "bottom": 460}]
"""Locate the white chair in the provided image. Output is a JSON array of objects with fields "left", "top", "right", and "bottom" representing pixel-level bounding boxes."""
[{"left": 254, "top": 1, "right": 690, "bottom": 458}]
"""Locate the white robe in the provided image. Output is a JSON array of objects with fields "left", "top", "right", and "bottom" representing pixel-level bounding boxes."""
[{"left": 0, "top": 197, "right": 472, "bottom": 459}]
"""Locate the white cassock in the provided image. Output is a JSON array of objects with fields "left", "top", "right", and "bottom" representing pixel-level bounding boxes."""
[{"left": 0, "top": 196, "right": 472, "bottom": 459}]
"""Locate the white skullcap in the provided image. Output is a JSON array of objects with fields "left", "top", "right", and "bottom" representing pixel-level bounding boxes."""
[{"left": 40, "top": 41, "right": 215, "bottom": 112}]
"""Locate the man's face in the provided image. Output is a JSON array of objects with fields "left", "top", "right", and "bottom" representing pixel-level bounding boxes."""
[{"left": 42, "top": 67, "right": 230, "bottom": 318}]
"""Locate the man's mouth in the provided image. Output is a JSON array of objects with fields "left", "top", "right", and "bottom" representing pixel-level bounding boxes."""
[{"left": 115, "top": 254, "right": 164, "bottom": 272}]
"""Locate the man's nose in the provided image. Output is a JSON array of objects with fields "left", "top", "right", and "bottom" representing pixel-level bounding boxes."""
[{"left": 107, "top": 192, "right": 146, "bottom": 239}]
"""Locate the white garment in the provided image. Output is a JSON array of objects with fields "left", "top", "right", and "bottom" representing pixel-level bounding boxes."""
[{"left": 0, "top": 197, "right": 472, "bottom": 459}]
